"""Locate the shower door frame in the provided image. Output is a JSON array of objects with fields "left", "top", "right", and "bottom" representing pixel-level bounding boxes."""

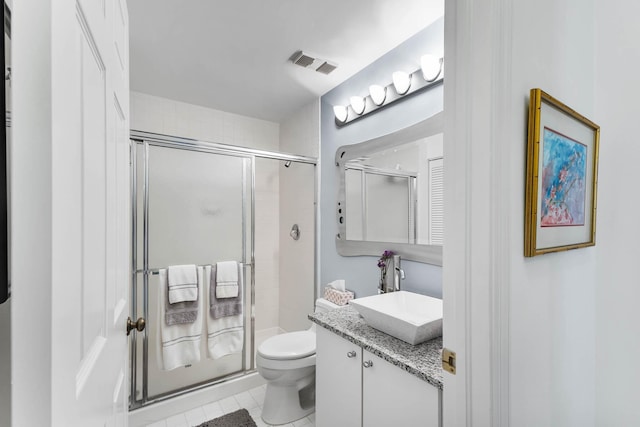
[{"left": 129, "top": 130, "right": 317, "bottom": 410}]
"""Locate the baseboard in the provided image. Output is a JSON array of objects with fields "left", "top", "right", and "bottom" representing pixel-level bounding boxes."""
[{"left": 128, "top": 372, "right": 266, "bottom": 427}]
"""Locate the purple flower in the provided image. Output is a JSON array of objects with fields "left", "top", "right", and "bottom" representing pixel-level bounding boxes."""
[{"left": 377, "top": 250, "right": 394, "bottom": 270}]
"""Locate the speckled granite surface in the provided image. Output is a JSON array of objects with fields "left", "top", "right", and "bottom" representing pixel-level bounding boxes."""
[{"left": 309, "top": 305, "right": 443, "bottom": 389}]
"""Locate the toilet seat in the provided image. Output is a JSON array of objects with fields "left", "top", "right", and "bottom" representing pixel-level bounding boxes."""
[
  {"left": 258, "top": 331, "right": 316, "bottom": 360},
  {"left": 256, "top": 351, "right": 316, "bottom": 370}
]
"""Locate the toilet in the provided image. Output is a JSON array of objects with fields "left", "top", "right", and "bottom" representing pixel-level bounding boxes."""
[{"left": 256, "top": 298, "right": 338, "bottom": 425}]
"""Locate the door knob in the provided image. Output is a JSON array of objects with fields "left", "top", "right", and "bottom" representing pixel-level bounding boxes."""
[
  {"left": 126, "top": 316, "right": 146, "bottom": 336},
  {"left": 346, "top": 351, "right": 357, "bottom": 358},
  {"left": 363, "top": 360, "right": 373, "bottom": 368}
]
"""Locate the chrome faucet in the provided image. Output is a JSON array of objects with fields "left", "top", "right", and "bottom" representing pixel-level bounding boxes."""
[{"left": 392, "top": 255, "right": 405, "bottom": 292}]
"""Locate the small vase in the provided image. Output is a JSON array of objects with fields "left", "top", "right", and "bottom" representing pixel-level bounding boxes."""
[{"left": 379, "top": 267, "right": 387, "bottom": 293}]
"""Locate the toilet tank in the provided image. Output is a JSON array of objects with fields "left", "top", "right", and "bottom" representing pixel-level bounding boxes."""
[
  {"left": 315, "top": 298, "right": 339, "bottom": 314},
  {"left": 308, "top": 298, "right": 339, "bottom": 332}
]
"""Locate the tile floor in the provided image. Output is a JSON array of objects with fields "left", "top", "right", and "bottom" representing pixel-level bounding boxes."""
[{"left": 145, "top": 384, "right": 316, "bottom": 427}]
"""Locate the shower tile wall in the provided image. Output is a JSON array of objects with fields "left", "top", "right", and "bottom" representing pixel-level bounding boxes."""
[
  {"left": 130, "top": 91, "right": 282, "bottom": 336},
  {"left": 278, "top": 101, "right": 319, "bottom": 332},
  {"left": 131, "top": 92, "right": 280, "bottom": 150},
  {"left": 254, "top": 158, "right": 281, "bottom": 333},
  {"left": 279, "top": 100, "right": 318, "bottom": 158}
]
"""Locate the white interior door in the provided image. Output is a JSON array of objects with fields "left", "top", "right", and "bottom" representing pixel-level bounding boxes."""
[
  {"left": 12, "top": 0, "right": 131, "bottom": 424},
  {"left": 49, "top": 0, "right": 130, "bottom": 425}
]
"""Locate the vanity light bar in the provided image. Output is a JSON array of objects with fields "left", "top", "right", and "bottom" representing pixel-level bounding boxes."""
[{"left": 334, "top": 55, "right": 443, "bottom": 127}]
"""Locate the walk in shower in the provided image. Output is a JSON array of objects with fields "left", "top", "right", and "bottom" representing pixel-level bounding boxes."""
[{"left": 130, "top": 132, "right": 317, "bottom": 409}]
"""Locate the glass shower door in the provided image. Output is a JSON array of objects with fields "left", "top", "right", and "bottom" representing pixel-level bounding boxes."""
[{"left": 132, "top": 142, "right": 253, "bottom": 403}]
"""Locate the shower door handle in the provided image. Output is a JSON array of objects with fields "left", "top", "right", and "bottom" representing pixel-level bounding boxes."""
[{"left": 126, "top": 316, "right": 146, "bottom": 336}]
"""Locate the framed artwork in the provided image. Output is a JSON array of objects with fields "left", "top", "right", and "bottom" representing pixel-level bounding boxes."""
[{"left": 524, "top": 88, "right": 600, "bottom": 257}]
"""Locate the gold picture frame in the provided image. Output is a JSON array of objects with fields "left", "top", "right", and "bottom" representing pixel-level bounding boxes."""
[{"left": 525, "top": 89, "right": 600, "bottom": 257}]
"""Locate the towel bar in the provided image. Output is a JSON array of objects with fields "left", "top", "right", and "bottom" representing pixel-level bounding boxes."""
[{"left": 135, "top": 263, "right": 253, "bottom": 277}]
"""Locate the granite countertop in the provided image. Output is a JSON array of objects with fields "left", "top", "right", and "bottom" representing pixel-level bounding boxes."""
[{"left": 309, "top": 305, "right": 443, "bottom": 390}]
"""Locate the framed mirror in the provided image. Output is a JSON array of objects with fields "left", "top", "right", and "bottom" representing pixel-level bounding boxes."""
[{"left": 335, "top": 112, "right": 443, "bottom": 265}]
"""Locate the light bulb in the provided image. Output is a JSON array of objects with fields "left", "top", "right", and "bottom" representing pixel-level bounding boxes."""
[
  {"left": 349, "top": 96, "right": 366, "bottom": 115},
  {"left": 392, "top": 71, "right": 411, "bottom": 95},
  {"left": 333, "top": 105, "right": 348, "bottom": 123},
  {"left": 369, "top": 85, "right": 387, "bottom": 106},
  {"left": 421, "top": 55, "right": 443, "bottom": 82}
]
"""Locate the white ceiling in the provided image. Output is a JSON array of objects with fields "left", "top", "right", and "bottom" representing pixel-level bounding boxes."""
[{"left": 128, "top": 0, "right": 444, "bottom": 123}]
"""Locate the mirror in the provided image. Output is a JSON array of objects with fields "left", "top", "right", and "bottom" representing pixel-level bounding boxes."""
[{"left": 335, "top": 112, "right": 443, "bottom": 265}]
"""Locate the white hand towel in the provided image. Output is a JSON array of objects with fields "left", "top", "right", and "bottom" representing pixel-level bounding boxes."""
[
  {"left": 206, "top": 265, "right": 244, "bottom": 359},
  {"left": 209, "top": 264, "right": 242, "bottom": 319},
  {"left": 215, "top": 261, "right": 239, "bottom": 299},
  {"left": 158, "top": 267, "right": 203, "bottom": 370},
  {"left": 167, "top": 264, "right": 198, "bottom": 304}
]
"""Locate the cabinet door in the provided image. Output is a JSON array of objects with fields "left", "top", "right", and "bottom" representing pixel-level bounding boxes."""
[
  {"left": 362, "top": 349, "right": 441, "bottom": 427},
  {"left": 316, "top": 327, "right": 362, "bottom": 427}
]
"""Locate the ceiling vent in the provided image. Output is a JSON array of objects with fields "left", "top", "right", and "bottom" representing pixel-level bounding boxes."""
[
  {"left": 290, "top": 51, "right": 338, "bottom": 75},
  {"left": 292, "top": 52, "right": 315, "bottom": 68},
  {"left": 316, "top": 61, "right": 337, "bottom": 75}
]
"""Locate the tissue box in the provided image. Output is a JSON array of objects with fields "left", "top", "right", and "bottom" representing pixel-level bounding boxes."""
[{"left": 324, "top": 287, "right": 354, "bottom": 306}]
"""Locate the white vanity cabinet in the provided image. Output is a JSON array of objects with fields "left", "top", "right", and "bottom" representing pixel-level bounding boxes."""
[
  {"left": 316, "top": 327, "right": 363, "bottom": 427},
  {"left": 316, "top": 327, "right": 441, "bottom": 427}
]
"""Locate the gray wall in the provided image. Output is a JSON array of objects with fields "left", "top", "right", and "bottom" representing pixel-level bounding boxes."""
[
  {"left": 319, "top": 18, "right": 444, "bottom": 299},
  {"left": 0, "top": 299, "right": 10, "bottom": 427}
]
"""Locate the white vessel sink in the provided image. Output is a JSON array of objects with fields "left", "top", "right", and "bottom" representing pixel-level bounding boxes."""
[{"left": 349, "top": 291, "right": 443, "bottom": 345}]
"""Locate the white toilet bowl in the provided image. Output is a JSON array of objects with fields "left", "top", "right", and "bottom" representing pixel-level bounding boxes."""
[{"left": 256, "top": 298, "right": 338, "bottom": 425}]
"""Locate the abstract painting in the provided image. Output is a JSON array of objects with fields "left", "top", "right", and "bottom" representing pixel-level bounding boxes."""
[{"left": 540, "top": 128, "right": 586, "bottom": 227}]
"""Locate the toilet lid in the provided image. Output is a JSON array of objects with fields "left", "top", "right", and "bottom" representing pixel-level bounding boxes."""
[{"left": 257, "top": 331, "right": 316, "bottom": 360}]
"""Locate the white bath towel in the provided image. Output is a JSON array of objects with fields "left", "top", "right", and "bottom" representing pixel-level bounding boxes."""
[
  {"left": 206, "top": 265, "right": 244, "bottom": 359},
  {"left": 167, "top": 264, "right": 198, "bottom": 304},
  {"left": 215, "top": 261, "right": 239, "bottom": 299},
  {"left": 158, "top": 267, "right": 203, "bottom": 370}
]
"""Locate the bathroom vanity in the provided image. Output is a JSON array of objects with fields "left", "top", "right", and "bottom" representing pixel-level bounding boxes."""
[{"left": 310, "top": 306, "right": 443, "bottom": 427}]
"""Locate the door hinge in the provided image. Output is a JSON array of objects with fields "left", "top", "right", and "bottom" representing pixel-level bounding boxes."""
[{"left": 442, "top": 348, "right": 456, "bottom": 374}]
